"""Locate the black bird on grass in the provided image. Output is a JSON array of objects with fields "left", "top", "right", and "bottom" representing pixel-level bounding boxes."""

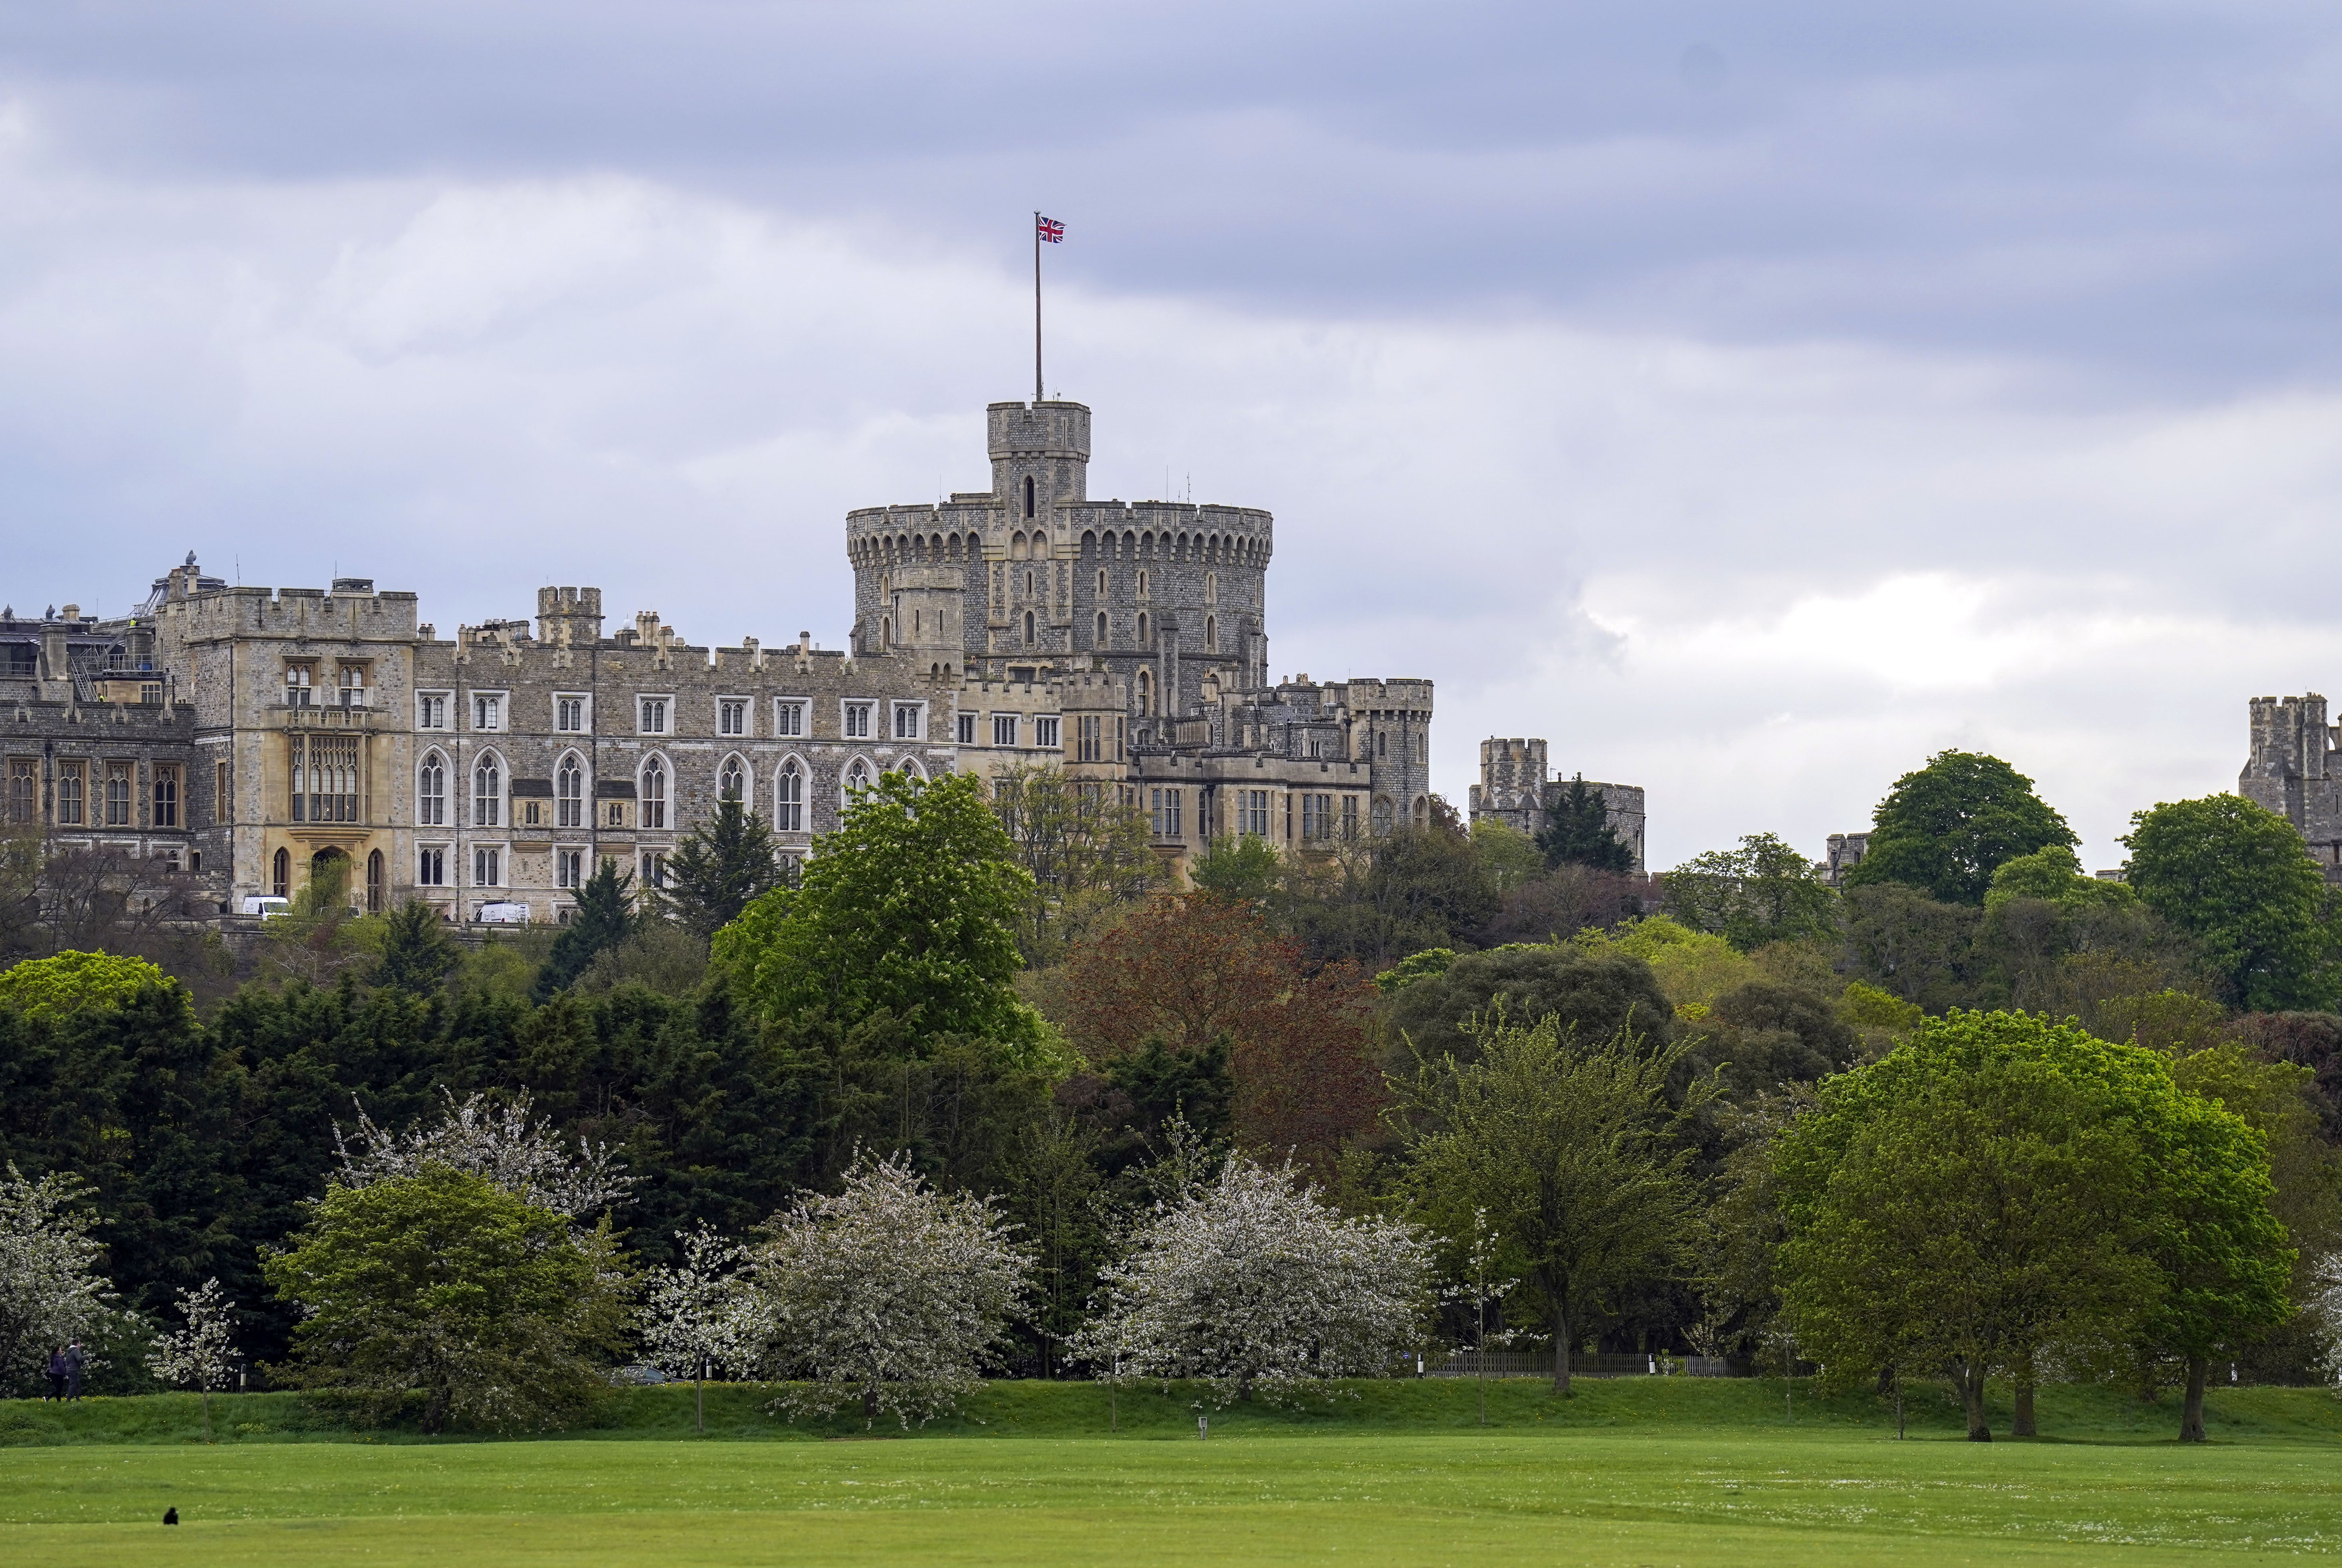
[{"left": 163, "top": 1508, "right": 178, "bottom": 1526}]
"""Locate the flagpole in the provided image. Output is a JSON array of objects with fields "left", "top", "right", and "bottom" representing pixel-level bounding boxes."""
[{"left": 1033, "top": 211, "right": 1043, "bottom": 404}]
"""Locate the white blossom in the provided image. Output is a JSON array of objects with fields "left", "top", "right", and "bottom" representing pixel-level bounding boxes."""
[
  {"left": 147, "top": 1277, "right": 238, "bottom": 1440},
  {"left": 333, "top": 1088, "right": 630, "bottom": 1219},
  {"left": 637, "top": 1223, "right": 763, "bottom": 1429},
  {"left": 0, "top": 1164, "right": 118, "bottom": 1393},
  {"left": 749, "top": 1152, "right": 1031, "bottom": 1428},
  {"left": 1070, "top": 1153, "right": 1435, "bottom": 1407}
]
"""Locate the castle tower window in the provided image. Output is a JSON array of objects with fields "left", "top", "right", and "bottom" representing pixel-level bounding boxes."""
[
  {"left": 775, "top": 700, "right": 805, "bottom": 737},
  {"left": 153, "top": 766, "right": 179, "bottom": 828},
  {"left": 556, "top": 696, "right": 586, "bottom": 732},
  {"left": 1023, "top": 611, "right": 1035, "bottom": 646},
  {"left": 419, "top": 753, "right": 447, "bottom": 827},
  {"left": 994, "top": 713, "right": 1019, "bottom": 747},
  {"left": 1137, "top": 612, "right": 1150, "bottom": 645},
  {"left": 1024, "top": 474, "right": 1035, "bottom": 518},
  {"left": 366, "top": 850, "right": 383, "bottom": 913},
  {"left": 105, "top": 763, "right": 131, "bottom": 827},
  {"left": 776, "top": 758, "right": 804, "bottom": 831},
  {"left": 474, "top": 847, "right": 500, "bottom": 888},
  {"left": 1096, "top": 569, "right": 1107, "bottom": 596},
  {"left": 473, "top": 754, "right": 501, "bottom": 827},
  {"left": 556, "top": 756, "right": 583, "bottom": 827},
  {"left": 640, "top": 851, "right": 666, "bottom": 889},
  {"left": 8, "top": 760, "right": 32, "bottom": 825},
  {"left": 843, "top": 756, "right": 872, "bottom": 808},
  {"left": 1342, "top": 796, "right": 1358, "bottom": 839},
  {"left": 640, "top": 756, "right": 667, "bottom": 830},
  {"left": 1372, "top": 796, "right": 1394, "bottom": 837},
  {"left": 1376, "top": 731, "right": 1386, "bottom": 760},
  {"left": 893, "top": 702, "right": 924, "bottom": 741},
  {"left": 1205, "top": 615, "right": 1217, "bottom": 652},
  {"left": 473, "top": 693, "right": 501, "bottom": 731},
  {"left": 273, "top": 847, "right": 290, "bottom": 899},
  {"left": 338, "top": 666, "right": 366, "bottom": 708},
  {"left": 1137, "top": 570, "right": 1148, "bottom": 596},
  {"left": 284, "top": 665, "right": 313, "bottom": 707},
  {"left": 418, "top": 694, "right": 449, "bottom": 730},
  {"left": 880, "top": 616, "right": 892, "bottom": 648},
  {"left": 720, "top": 756, "right": 745, "bottom": 801},
  {"left": 1034, "top": 716, "right": 1060, "bottom": 750},
  {"left": 1136, "top": 669, "right": 1152, "bottom": 716},
  {"left": 843, "top": 702, "right": 871, "bottom": 738},
  {"left": 638, "top": 697, "right": 668, "bottom": 735},
  {"left": 418, "top": 847, "right": 445, "bottom": 887},
  {"left": 558, "top": 849, "right": 582, "bottom": 890},
  {"left": 54, "top": 759, "right": 85, "bottom": 824},
  {"left": 1095, "top": 611, "right": 1108, "bottom": 647},
  {"left": 719, "top": 698, "right": 747, "bottom": 737}
]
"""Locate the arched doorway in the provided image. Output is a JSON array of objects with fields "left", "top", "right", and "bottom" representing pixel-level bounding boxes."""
[{"left": 310, "top": 846, "right": 350, "bottom": 905}]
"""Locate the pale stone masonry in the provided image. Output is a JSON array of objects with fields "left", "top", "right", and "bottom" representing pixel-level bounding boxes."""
[
  {"left": 5, "top": 398, "right": 1437, "bottom": 923},
  {"left": 1465, "top": 737, "right": 1647, "bottom": 874},
  {"left": 2241, "top": 693, "right": 2342, "bottom": 882}
]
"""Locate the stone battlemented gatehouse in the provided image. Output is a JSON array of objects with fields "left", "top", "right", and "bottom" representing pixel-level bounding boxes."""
[{"left": 3, "top": 399, "right": 1437, "bottom": 923}]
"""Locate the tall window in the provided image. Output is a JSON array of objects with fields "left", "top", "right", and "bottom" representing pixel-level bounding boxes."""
[
  {"left": 473, "top": 754, "right": 500, "bottom": 827},
  {"left": 1151, "top": 787, "right": 1183, "bottom": 838},
  {"left": 556, "top": 756, "right": 582, "bottom": 827},
  {"left": 216, "top": 760, "right": 229, "bottom": 823},
  {"left": 1097, "top": 569, "right": 1107, "bottom": 596},
  {"left": 1023, "top": 474, "right": 1035, "bottom": 518},
  {"left": 993, "top": 714, "right": 1018, "bottom": 747},
  {"left": 1095, "top": 611, "right": 1108, "bottom": 646},
  {"left": 105, "top": 763, "right": 131, "bottom": 827},
  {"left": 474, "top": 847, "right": 500, "bottom": 887},
  {"left": 720, "top": 756, "right": 745, "bottom": 801},
  {"left": 366, "top": 850, "right": 384, "bottom": 912},
  {"left": 419, "top": 753, "right": 447, "bottom": 826},
  {"left": 284, "top": 665, "right": 312, "bottom": 706},
  {"left": 558, "top": 850, "right": 583, "bottom": 889},
  {"left": 639, "top": 851, "right": 666, "bottom": 889},
  {"left": 720, "top": 699, "right": 746, "bottom": 736},
  {"left": 893, "top": 703, "right": 922, "bottom": 740},
  {"left": 640, "top": 756, "right": 666, "bottom": 829},
  {"left": 1205, "top": 615, "right": 1217, "bottom": 652},
  {"left": 153, "top": 766, "right": 179, "bottom": 827},
  {"left": 56, "top": 763, "right": 83, "bottom": 825},
  {"left": 1342, "top": 796, "right": 1358, "bottom": 840},
  {"left": 842, "top": 757, "right": 871, "bottom": 807},
  {"left": 338, "top": 666, "right": 366, "bottom": 708},
  {"left": 775, "top": 700, "right": 805, "bottom": 737},
  {"left": 291, "top": 735, "right": 360, "bottom": 824},
  {"left": 639, "top": 698, "right": 668, "bottom": 735},
  {"left": 1034, "top": 716, "right": 1060, "bottom": 750},
  {"left": 418, "top": 847, "right": 445, "bottom": 886},
  {"left": 1137, "top": 611, "right": 1149, "bottom": 645},
  {"left": 7, "top": 759, "right": 32, "bottom": 824},
  {"left": 1077, "top": 715, "right": 1101, "bottom": 763},
  {"left": 776, "top": 759, "right": 803, "bottom": 832},
  {"left": 843, "top": 703, "right": 870, "bottom": 738},
  {"left": 1241, "top": 789, "right": 1271, "bottom": 837},
  {"left": 418, "top": 694, "right": 448, "bottom": 729},
  {"left": 1372, "top": 797, "right": 1394, "bottom": 836},
  {"left": 1302, "top": 793, "right": 1330, "bottom": 840},
  {"left": 273, "top": 847, "right": 290, "bottom": 898},
  {"left": 1136, "top": 670, "right": 1152, "bottom": 716},
  {"left": 1023, "top": 610, "right": 1035, "bottom": 646},
  {"left": 556, "top": 696, "right": 585, "bottom": 731},
  {"left": 473, "top": 693, "right": 502, "bottom": 731},
  {"left": 957, "top": 712, "right": 977, "bottom": 745}
]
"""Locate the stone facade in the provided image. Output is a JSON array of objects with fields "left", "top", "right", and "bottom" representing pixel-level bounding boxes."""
[
  {"left": 2241, "top": 693, "right": 2342, "bottom": 882},
  {"left": 4, "top": 398, "right": 1435, "bottom": 924},
  {"left": 1465, "top": 737, "right": 1647, "bottom": 874}
]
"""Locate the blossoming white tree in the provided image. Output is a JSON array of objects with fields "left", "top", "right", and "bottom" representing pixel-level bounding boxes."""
[
  {"left": 1070, "top": 1153, "right": 1434, "bottom": 1407},
  {"left": 147, "top": 1277, "right": 238, "bottom": 1442},
  {"left": 0, "top": 1165, "right": 117, "bottom": 1396},
  {"left": 750, "top": 1152, "right": 1031, "bottom": 1427},
  {"left": 637, "top": 1223, "right": 763, "bottom": 1433},
  {"left": 333, "top": 1088, "right": 630, "bottom": 1219}
]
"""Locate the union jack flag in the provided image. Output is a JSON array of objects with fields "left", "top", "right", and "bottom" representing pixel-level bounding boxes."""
[{"left": 1037, "top": 215, "right": 1065, "bottom": 242}]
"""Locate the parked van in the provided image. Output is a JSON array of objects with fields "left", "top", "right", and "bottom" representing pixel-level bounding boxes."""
[
  {"left": 239, "top": 896, "right": 291, "bottom": 918},
  {"left": 477, "top": 902, "right": 531, "bottom": 925}
]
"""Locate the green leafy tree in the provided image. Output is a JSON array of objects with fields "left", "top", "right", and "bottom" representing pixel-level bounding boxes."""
[
  {"left": 1391, "top": 1015, "right": 1709, "bottom": 1394},
  {"left": 2123, "top": 794, "right": 2338, "bottom": 1011},
  {"left": 0, "top": 951, "right": 170, "bottom": 1019},
  {"left": 1775, "top": 1017, "right": 2159, "bottom": 1440},
  {"left": 715, "top": 771, "right": 1037, "bottom": 1049},
  {"left": 1537, "top": 775, "right": 1636, "bottom": 874},
  {"left": 1663, "top": 833, "right": 1840, "bottom": 953},
  {"left": 989, "top": 762, "right": 1158, "bottom": 967},
  {"left": 659, "top": 797, "right": 782, "bottom": 941},
  {"left": 369, "top": 902, "right": 460, "bottom": 995},
  {"left": 1469, "top": 820, "right": 1546, "bottom": 894},
  {"left": 262, "top": 1164, "right": 630, "bottom": 1433},
  {"left": 1843, "top": 751, "right": 2076, "bottom": 906},
  {"left": 1983, "top": 844, "right": 2135, "bottom": 914},
  {"left": 1189, "top": 835, "right": 1283, "bottom": 905},
  {"left": 536, "top": 858, "right": 636, "bottom": 999}
]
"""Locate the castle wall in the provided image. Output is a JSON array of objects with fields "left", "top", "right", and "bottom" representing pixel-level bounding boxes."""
[
  {"left": 2241, "top": 693, "right": 2342, "bottom": 880},
  {"left": 1466, "top": 736, "right": 1646, "bottom": 873}
]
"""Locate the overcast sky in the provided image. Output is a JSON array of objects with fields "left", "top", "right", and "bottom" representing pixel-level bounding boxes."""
[{"left": 3, "top": 1, "right": 2338, "bottom": 869}]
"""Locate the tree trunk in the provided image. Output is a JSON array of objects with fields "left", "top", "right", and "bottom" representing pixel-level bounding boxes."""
[
  {"left": 1552, "top": 1307, "right": 1572, "bottom": 1398},
  {"left": 201, "top": 1390, "right": 212, "bottom": 1445},
  {"left": 2012, "top": 1352, "right": 2035, "bottom": 1439},
  {"left": 1955, "top": 1360, "right": 1991, "bottom": 1442},
  {"left": 862, "top": 1383, "right": 879, "bottom": 1422},
  {"left": 422, "top": 1383, "right": 450, "bottom": 1435},
  {"left": 2179, "top": 1355, "right": 2209, "bottom": 1443},
  {"left": 696, "top": 1369, "right": 706, "bottom": 1435}
]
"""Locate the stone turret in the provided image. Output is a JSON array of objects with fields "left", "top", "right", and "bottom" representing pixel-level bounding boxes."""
[
  {"left": 536, "top": 586, "right": 604, "bottom": 647},
  {"left": 2241, "top": 694, "right": 2342, "bottom": 878}
]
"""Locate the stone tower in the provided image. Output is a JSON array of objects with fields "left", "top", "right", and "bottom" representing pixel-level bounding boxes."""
[
  {"left": 2241, "top": 693, "right": 2342, "bottom": 880},
  {"left": 1467, "top": 736, "right": 1648, "bottom": 874}
]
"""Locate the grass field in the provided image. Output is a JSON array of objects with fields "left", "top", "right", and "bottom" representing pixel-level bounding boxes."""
[{"left": 2, "top": 1380, "right": 2336, "bottom": 1566}]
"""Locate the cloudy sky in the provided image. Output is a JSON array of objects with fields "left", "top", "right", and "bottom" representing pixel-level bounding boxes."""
[{"left": 3, "top": 1, "right": 2338, "bottom": 869}]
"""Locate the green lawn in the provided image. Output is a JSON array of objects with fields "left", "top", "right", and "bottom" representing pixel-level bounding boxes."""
[{"left": 2, "top": 1381, "right": 2336, "bottom": 1566}]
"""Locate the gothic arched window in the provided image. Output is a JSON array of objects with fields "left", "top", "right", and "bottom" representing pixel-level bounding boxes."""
[
  {"left": 640, "top": 755, "right": 667, "bottom": 830},
  {"left": 1096, "top": 611, "right": 1108, "bottom": 647},
  {"left": 776, "top": 758, "right": 804, "bottom": 832},
  {"left": 418, "top": 751, "right": 447, "bottom": 827},
  {"left": 556, "top": 755, "right": 583, "bottom": 828},
  {"left": 843, "top": 756, "right": 872, "bottom": 809},
  {"left": 472, "top": 753, "right": 501, "bottom": 827},
  {"left": 1024, "top": 610, "right": 1036, "bottom": 646},
  {"left": 1024, "top": 475, "right": 1035, "bottom": 518},
  {"left": 720, "top": 755, "right": 745, "bottom": 802}
]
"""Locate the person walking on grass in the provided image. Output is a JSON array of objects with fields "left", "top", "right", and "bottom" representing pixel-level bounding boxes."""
[
  {"left": 45, "top": 1346, "right": 67, "bottom": 1402},
  {"left": 64, "top": 1340, "right": 85, "bottom": 1401}
]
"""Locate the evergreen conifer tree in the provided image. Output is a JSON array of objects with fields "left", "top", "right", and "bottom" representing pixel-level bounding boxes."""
[
  {"left": 370, "top": 900, "right": 460, "bottom": 993},
  {"left": 537, "top": 858, "right": 636, "bottom": 999},
  {"left": 660, "top": 797, "right": 781, "bottom": 939},
  {"left": 1537, "top": 774, "right": 1636, "bottom": 873}
]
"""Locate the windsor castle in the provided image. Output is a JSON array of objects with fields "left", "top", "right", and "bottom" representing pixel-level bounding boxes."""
[{"left": 3, "top": 398, "right": 1457, "bottom": 922}]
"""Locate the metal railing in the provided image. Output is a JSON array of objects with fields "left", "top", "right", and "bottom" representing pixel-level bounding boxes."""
[{"left": 1424, "top": 1350, "right": 1736, "bottom": 1379}]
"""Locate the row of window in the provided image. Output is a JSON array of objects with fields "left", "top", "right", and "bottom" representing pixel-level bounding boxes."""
[
  {"left": 954, "top": 713, "right": 1066, "bottom": 749},
  {"left": 414, "top": 749, "right": 912, "bottom": 835},
  {"left": 4, "top": 759, "right": 182, "bottom": 828},
  {"left": 417, "top": 692, "right": 922, "bottom": 740}
]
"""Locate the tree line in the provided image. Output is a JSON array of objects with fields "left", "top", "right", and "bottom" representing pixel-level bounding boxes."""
[{"left": 0, "top": 750, "right": 2337, "bottom": 1442}]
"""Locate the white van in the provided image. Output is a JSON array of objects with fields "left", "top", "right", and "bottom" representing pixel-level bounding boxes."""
[
  {"left": 477, "top": 901, "right": 531, "bottom": 925},
  {"left": 239, "top": 896, "right": 291, "bottom": 918}
]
